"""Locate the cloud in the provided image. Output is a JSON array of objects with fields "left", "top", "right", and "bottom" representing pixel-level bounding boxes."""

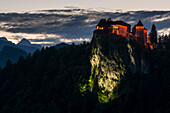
[
  {"left": 0, "top": 7, "right": 170, "bottom": 46},
  {"left": 153, "top": 15, "right": 170, "bottom": 22},
  {"left": 59, "top": 38, "right": 90, "bottom": 43},
  {"left": 158, "top": 28, "right": 170, "bottom": 35},
  {"left": 0, "top": 30, "right": 60, "bottom": 44}
]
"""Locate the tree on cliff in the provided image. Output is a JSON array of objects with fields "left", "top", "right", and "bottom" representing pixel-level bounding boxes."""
[{"left": 150, "top": 24, "right": 157, "bottom": 44}]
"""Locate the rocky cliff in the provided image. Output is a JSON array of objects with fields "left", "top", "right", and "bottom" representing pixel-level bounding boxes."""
[{"left": 87, "top": 30, "right": 150, "bottom": 103}]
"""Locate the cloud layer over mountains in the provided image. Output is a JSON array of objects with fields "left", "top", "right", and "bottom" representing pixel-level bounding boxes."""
[{"left": 0, "top": 7, "right": 169, "bottom": 46}]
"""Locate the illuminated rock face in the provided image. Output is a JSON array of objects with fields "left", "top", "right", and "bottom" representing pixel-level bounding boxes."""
[
  {"left": 89, "top": 25, "right": 151, "bottom": 103},
  {"left": 89, "top": 31, "right": 131, "bottom": 103}
]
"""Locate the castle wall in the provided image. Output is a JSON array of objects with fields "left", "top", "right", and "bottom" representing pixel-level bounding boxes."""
[
  {"left": 111, "top": 25, "right": 128, "bottom": 37},
  {"left": 144, "top": 30, "right": 148, "bottom": 44},
  {"left": 135, "top": 26, "right": 144, "bottom": 37}
]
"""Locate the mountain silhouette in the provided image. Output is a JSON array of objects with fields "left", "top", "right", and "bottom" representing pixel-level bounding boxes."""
[
  {"left": 17, "top": 38, "right": 42, "bottom": 54},
  {"left": 0, "top": 37, "right": 42, "bottom": 68},
  {"left": 0, "top": 37, "right": 8, "bottom": 41},
  {"left": 0, "top": 37, "right": 16, "bottom": 51},
  {"left": 54, "top": 42, "right": 69, "bottom": 49},
  {"left": 17, "top": 38, "right": 32, "bottom": 46},
  {"left": 0, "top": 46, "right": 27, "bottom": 68}
]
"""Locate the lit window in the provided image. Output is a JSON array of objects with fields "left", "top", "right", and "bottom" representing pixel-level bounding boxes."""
[{"left": 114, "top": 26, "right": 118, "bottom": 29}]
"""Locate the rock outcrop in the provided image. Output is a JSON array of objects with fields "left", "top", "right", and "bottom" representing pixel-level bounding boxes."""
[{"left": 88, "top": 30, "right": 150, "bottom": 102}]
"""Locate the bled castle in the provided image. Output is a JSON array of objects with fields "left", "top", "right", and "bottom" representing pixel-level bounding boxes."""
[{"left": 94, "top": 19, "right": 152, "bottom": 47}]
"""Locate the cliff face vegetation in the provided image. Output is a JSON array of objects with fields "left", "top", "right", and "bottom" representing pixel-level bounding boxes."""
[
  {"left": 84, "top": 31, "right": 169, "bottom": 112},
  {"left": 88, "top": 31, "right": 129, "bottom": 103},
  {"left": 84, "top": 30, "right": 151, "bottom": 103},
  {"left": 0, "top": 32, "right": 169, "bottom": 113}
]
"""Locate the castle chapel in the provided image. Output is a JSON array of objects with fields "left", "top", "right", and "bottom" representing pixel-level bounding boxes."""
[{"left": 95, "top": 19, "right": 149, "bottom": 45}]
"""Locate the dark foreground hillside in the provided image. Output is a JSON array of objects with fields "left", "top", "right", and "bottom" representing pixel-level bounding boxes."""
[
  {"left": 0, "top": 37, "right": 169, "bottom": 113},
  {"left": 0, "top": 43, "right": 93, "bottom": 113}
]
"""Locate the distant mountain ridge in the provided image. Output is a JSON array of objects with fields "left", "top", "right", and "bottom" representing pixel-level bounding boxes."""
[
  {"left": 0, "top": 37, "right": 42, "bottom": 68},
  {"left": 0, "top": 37, "right": 8, "bottom": 41},
  {"left": 0, "top": 37, "right": 42, "bottom": 54},
  {"left": 54, "top": 42, "right": 69, "bottom": 49},
  {"left": 0, "top": 37, "right": 71, "bottom": 68},
  {"left": 0, "top": 37, "right": 16, "bottom": 51},
  {"left": 17, "top": 38, "right": 32, "bottom": 46},
  {"left": 0, "top": 46, "right": 27, "bottom": 68},
  {"left": 17, "top": 38, "right": 42, "bottom": 54}
]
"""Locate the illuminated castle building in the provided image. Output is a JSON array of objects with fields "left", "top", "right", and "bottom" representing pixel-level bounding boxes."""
[
  {"left": 95, "top": 19, "right": 149, "bottom": 45},
  {"left": 132, "top": 20, "right": 148, "bottom": 45}
]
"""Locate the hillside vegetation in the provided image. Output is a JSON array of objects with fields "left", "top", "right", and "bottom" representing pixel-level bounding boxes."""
[{"left": 0, "top": 34, "right": 169, "bottom": 113}]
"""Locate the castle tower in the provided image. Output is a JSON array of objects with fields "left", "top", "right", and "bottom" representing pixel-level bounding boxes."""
[{"left": 132, "top": 20, "right": 148, "bottom": 45}]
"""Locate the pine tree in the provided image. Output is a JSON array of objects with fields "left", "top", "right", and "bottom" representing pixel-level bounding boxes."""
[
  {"left": 6, "top": 59, "right": 13, "bottom": 68},
  {"left": 150, "top": 24, "right": 157, "bottom": 44}
]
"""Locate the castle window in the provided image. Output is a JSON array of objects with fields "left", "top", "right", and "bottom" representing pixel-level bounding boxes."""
[{"left": 96, "top": 26, "right": 104, "bottom": 30}]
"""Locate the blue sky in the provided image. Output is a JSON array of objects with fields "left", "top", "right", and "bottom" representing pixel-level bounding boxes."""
[{"left": 0, "top": 0, "right": 170, "bottom": 12}]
